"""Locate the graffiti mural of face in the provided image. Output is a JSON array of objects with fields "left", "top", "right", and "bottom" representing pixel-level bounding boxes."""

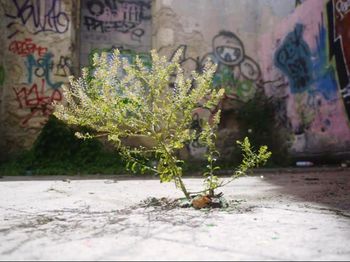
[{"left": 213, "top": 31, "right": 245, "bottom": 66}]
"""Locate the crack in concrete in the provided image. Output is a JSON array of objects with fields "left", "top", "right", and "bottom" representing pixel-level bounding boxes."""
[{"left": 2, "top": 238, "right": 31, "bottom": 255}]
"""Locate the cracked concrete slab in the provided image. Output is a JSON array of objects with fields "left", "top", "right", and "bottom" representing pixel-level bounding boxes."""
[{"left": 0, "top": 170, "right": 350, "bottom": 261}]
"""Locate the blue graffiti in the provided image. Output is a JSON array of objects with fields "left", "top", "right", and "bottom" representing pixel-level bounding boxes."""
[
  {"left": 311, "top": 19, "right": 338, "bottom": 102},
  {"left": 26, "top": 53, "right": 62, "bottom": 89},
  {"left": 274, "top": 24, "right": 313, "bottom": 94}
]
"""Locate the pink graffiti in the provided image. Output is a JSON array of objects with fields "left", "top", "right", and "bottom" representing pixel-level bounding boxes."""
[
  {"left": 9, "top": 38, "right": 48, "bottom": 57},
  {"left": 13, "top": 79, "right": 62, "bottom": 126}
]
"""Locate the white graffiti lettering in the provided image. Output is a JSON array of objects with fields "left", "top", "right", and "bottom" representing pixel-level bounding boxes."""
[{"left": 336, "top": 0, "right": 350, "bottom": 20}]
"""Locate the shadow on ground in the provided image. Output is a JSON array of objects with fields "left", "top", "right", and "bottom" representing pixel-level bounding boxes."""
[{"left": 261, "top": 169, "right": 350, "bottom": 212}]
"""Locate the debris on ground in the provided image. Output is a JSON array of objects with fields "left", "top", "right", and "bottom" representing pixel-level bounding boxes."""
[
  {"left": 192, "top": 195, "right": 212, "bottom": 209},
  {"left": 139, "top": 194, "right": 230, "bottom": 210}
]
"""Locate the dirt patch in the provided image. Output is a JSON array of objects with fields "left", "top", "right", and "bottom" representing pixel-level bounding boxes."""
[{"left": 133, "top": 196, "right": 257, "bottom": 214}]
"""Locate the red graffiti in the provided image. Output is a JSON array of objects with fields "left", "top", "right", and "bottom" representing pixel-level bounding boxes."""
[
  {"left": 9, "top": 38, "right": 48, "bottom": 57},
  {"left": 13, "top": 79, "right": 62, "bottom": 126}
]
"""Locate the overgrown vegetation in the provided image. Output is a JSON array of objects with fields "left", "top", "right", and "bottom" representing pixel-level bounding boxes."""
[
  {"left": 53, "top": 48, "right": 271, "bottom": 208},
  {"left": 236, "top": 90, "right": 292, "bottom": 167},
  {"left": 0, "top": 115, "right": 126, "bottom": 176}
]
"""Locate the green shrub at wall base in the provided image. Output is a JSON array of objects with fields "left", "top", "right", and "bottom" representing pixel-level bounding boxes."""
[
  {"left": 0, "top": 115, "right": 126, "bottom": 176},
  {"left": 235, "top": 91, "right": 292, "bottom": 167},
  {"left": 32, "top": 115, "right": 103, "bottom": 163}
]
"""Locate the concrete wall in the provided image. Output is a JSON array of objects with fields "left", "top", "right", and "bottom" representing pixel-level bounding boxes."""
[
  {"left": 0, "top": 0, "right": 297, "bottom": 160},
  {"left": 259, "top": 0, "right": 350, "bottom": 157},
  {"left": 152, "top": 0, "right": 296, "bottom": 158},
  {"left": 0, "top": 0, "right": 78, "bottom": 158},
  {"left": 3, "top": 0, "right": 349, "bottom": 162},
  {"left": 79, "top": 0, "right": 152, "bottom": 67},
  {"left": 153, "top": 0, "right": 296, "bottom": 64}
]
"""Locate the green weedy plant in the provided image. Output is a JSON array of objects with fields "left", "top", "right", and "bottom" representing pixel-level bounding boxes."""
[{"left": 54, "top": 48, "right": 271, "bottom": 207}]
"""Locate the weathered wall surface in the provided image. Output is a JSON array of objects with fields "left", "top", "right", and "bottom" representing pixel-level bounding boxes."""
[
  {"left": 259, "top": 0, "right": 350, "bottom": 156},
  {"left": 0, "top": 0, "right": 77, "bottom": 158},
  {"left": 152, "top": 0, "right": 296, "bottom": 158},
  {"left": 2, "top": 0, "right": 349, "bottom": 161},
  {"left": 79, "top": 0, "right": 152, "bottom": 67}
]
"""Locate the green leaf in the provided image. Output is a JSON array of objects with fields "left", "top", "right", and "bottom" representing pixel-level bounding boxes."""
[{"left": 131, "top": 162, "right": 138, "bottom": 173}]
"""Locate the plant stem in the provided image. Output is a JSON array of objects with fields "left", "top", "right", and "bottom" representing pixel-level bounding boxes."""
[
  {"left": 176, "top": 176, "right": 191, "bottom": 200},
  {"left": 159, "top": 141, "right": 191, "bottom": 200},
  {"left": 188, "top": 174, "right": 241, "bottom": 196}
]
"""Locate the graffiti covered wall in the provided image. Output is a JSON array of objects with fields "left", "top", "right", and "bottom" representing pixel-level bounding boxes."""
[
  {"left": 259, "top": 0, "right": 350, "bottom": 156},
  {"left": 2, "top": 0, "right": 349, "bottom": 160},
  {"left": 0, "top": 0, "right": 77, "bottom": 157},
  {"left": 327, "top": 0, "right": 350, "bottom": 124},
  {"left": 80, "top": 0, "right": 152, "bottom": 67},
  {"left": 153, "top": 0, "right": 296, "bottom": 159}
]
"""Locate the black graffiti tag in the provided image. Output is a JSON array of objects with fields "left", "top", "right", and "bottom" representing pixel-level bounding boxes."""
[
  {"left": 6, "top": 0, "right": 70, "bottom": 38},
  {"left": 83, "top": 0, "right": 151, "bottom": 33},
  {"left": 55, "top": 56, "right": 73, "bottom": 77}
]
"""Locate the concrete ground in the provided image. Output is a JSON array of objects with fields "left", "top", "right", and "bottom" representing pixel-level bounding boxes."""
[{"left": 0, "top": 169, "right": 350, "bottom": 261}]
